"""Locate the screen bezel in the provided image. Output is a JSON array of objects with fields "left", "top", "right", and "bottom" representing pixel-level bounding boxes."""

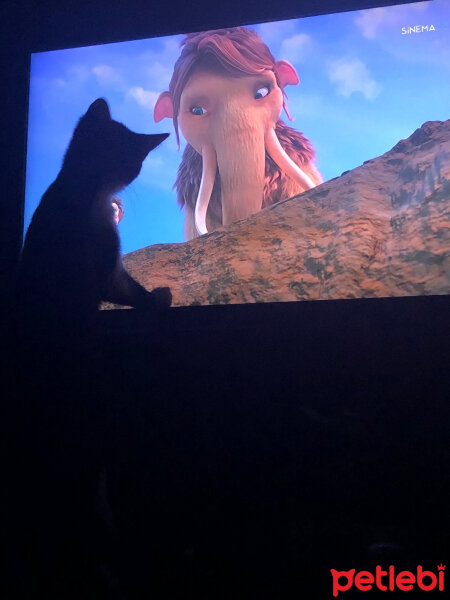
[{"left": 6, "top": 0, "right": 447, "bottom": 333}]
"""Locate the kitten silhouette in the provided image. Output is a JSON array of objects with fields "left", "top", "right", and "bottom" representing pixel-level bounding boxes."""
[
  {"left": 18, "top": 97, "right": 172, "bottom": 336},
  {"left": 9, "top": 98, "right": 173, "bottom": 599}
]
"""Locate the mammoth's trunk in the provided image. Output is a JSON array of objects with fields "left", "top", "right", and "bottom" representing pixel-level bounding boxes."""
[
  {"left": 194, "top": 120, "right": 266, "bottom": 235},
  {"left": 217, "top": 128, "right": 266, "bottom": 228}
]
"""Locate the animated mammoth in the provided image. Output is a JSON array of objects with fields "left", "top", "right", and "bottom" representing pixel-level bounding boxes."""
[{"left": 154, "top": 27, "right": 322, "bottom": 238}]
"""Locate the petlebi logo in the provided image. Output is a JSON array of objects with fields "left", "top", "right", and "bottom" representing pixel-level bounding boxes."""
[{"left": 330, "top": 564, "right": 445, "bottom": 596}]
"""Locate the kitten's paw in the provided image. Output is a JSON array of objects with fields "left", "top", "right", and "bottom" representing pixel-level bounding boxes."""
[{"left": 150, "top": 286, "right": 172, "bottom": 309}]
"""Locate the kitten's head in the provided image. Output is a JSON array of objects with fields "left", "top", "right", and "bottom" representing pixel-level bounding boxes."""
[{"left": 62, "top": 98, "right": 169, "bottom": 192}]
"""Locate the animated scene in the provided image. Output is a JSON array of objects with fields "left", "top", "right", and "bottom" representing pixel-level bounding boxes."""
[{"left": 25, "top": 0, "right": 450, "bottom": 306}]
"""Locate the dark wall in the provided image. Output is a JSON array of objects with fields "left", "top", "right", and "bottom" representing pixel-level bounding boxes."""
[
  {"left": 1, "top": 1, "right": 449, "bottom": 598},
  {"left": 89, "top": 295, "right": 449, "bottom": 598}
]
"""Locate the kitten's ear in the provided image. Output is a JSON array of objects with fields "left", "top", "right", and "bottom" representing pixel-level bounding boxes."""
[
  {"left": 85, "top": 98, "right": 111, "bottom": 121},
  {"left": 143, "top": 133, "right": 170, "bottom": 153}
]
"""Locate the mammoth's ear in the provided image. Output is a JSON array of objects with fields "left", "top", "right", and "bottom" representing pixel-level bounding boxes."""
[
  {"left": 85, "top": 98, "right": 111, "bottom": 120},
  {"left": 275, "top": 60, "right": 300, "bottom": 88},
  {"left": 154, "top": 92, "right": 174, "bottom": 122}
]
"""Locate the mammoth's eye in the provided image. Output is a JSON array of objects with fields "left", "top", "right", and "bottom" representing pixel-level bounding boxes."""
[
  {"left": 191, "top": 106, "right": 207, "bottom": 116},
  {"left": 255, "top": 86, "right": 270, "bottom": 100}
]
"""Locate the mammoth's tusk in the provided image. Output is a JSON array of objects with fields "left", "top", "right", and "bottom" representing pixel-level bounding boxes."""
[
  {"left": 195, "top": 144, "right": 217, "bottom": 235},
  {"left": 265, "top": 128, "right": 317, "bottom": 190}
]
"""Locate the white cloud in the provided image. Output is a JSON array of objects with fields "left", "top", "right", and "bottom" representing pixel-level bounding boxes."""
[
  {"left": 280, "top": 33, "right": 312, "bottom": 63},
  {"left": 136, "top": 35, "right": 183, "bottom": 91},
  {"left": 53, "top": 77, "right": 66, "bottom": 87},
  {"left": 146, "top": 61, "right": 173, "bottom": 90},
  {"left": 128, "top": 86, "right": 160, "bottom": 110},
  {"left": 92, "top": 64, "right": 122, "bottom": 86},
  {"left": 68, "top": 64, "right": 90, "bottom": 82},
  {"left": 138, "top": 153, "right": 177, "bottom": 192},
  {"left": 162, "top": 36, "right": 182, "bottom": 56},
  {"left": 255, "top": 20, "right": 298, "bottom": 49},
  {"left": 354, "top": 1, "right": 430, "bottom": 39},
  {"left": 328, "top": 58, "right": 381, "bottom": 100},
  {"left": 354, "top": 7, "right": 389, "bottom": 39}
]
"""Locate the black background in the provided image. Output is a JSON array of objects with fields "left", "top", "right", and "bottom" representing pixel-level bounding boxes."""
[{"left": 1, "top": 0, "right": 449, "bottom": 597}]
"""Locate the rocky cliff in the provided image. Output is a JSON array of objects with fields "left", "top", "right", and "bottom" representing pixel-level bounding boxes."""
[{"left": 109, "top": 119, "right": 450, "bottom": 307}]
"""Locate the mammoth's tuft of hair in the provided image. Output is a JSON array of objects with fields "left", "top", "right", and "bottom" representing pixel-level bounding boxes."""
[{"left": 169, "top": 27, "right": 289, "bottom": 145}]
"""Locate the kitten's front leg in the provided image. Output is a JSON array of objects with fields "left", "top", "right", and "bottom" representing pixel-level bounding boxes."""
[
  {"left": 145, "top": 285, "right": 173, "bottom": 310},
  {"left": 103, "top": 265, "right": 172, "bottom": 310}
]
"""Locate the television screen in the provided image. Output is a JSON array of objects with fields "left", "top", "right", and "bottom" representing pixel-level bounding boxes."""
[{"left": 24, "top": 0, "right": 450, "bottom": 307}]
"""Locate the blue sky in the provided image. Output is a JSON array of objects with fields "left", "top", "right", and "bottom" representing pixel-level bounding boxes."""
[{"left": 25, "top": 0, "right": 450, "bottom": 253}]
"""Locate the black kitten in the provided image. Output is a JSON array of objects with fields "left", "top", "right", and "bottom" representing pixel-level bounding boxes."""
[{"left": 18, "top": 98, "right": 172, "bottom": 324}]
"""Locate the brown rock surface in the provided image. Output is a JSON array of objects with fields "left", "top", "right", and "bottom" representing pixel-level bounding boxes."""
[{"left": 106, "top": 119, "right": 450, "bottom": 307}]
